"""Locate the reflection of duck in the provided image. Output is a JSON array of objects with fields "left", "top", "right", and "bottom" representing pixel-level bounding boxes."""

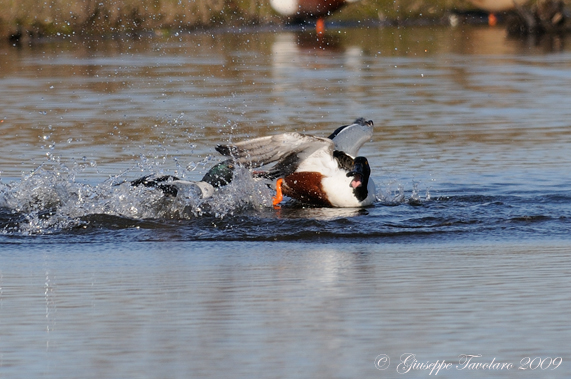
[
  {"left": 270, "top": 0, "right": 361, "bottom": 32},
  {"left": 133, "top": 118, "right": 376, "bottom": 208},
  {"left": 270, "top": 33, "right": 364, "bottom": 115}
]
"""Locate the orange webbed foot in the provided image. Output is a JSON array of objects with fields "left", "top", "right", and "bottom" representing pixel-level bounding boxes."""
[{"left": 272, "top": 178, "right": 284, "bottom": 208}]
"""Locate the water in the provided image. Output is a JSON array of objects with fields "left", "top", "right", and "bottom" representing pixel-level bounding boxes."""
[{"left": 1, "top": 25, "right": 571, "bottom": 378}]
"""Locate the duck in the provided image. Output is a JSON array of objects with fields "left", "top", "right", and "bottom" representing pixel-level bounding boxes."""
[
  {"left": 465, "top": 0, "right": 529, "bottom": 26},
  {"left": 270, "top": 0, "right": 360, "bottom": 19},
  {"left": 270, "top": 0, "right": 362, "bottom": 33},
  {"left": 466, "top": 0, "right": 527, "bottom": 13},
  {"left": 132, "top": 118, "right": 376, "bottom": 208}
]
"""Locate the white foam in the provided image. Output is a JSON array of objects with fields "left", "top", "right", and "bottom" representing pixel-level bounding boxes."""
[{"left": 0, "top": 162, "right": 274, "bottom": 234}]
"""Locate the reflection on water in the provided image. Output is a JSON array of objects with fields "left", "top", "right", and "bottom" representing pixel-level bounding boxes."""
[
  {"left": 1, "top": 25, "right": 571, "bottom": 378},
  {"left": 1, "top": 241, "right": 570, "bottom": 379},
  {"left": 1, "top": 26, "right": 571, "bottom": 182}
]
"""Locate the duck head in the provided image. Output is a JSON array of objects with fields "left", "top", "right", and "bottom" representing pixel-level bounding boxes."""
[{"left": 346, "top": 156, "right": 371, "bottom": 202}]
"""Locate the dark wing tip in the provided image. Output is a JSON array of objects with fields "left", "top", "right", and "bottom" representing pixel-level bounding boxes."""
[
  {"left": 131, "top": 175, "right": 180, "bottom": 187},
  {"left": 131, "top": 175, "right": 180, "bottom": 196},
  {"left": 130, "top": 175, "right": 153, "bottom": 187},
  {"left": 353, "top": 117, "right": 373, "bottom": 127},
  {"left": 215, "top": 144, "right": 238, "bottom": 156}
]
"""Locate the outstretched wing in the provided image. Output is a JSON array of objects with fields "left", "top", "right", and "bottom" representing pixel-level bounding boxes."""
[
  {"left": 327, "top": 118, "right": 373, "bottom": 158},
  {"left": 216, "top": 132, "right": 335, "bottom": 177}
]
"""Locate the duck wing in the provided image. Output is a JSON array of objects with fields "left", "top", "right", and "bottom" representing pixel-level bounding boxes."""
[
  {"left": 216, "top": 133, "right": 335, "bottom": 177},
  {"left": 328, "top": 118, "right": 373, "bottom": 157}
]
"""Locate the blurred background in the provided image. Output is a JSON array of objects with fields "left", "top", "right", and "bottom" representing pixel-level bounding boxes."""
[{"left": 2, "top": 0, "right": 570, "bottom": 42}]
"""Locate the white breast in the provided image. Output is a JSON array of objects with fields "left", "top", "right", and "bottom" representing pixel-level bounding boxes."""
[{"left": 321, "top": 174, "right": 376, "bottom": 207}]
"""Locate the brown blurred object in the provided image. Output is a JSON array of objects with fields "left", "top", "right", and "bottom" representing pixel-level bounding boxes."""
[
  {"left": 467, "top": 0, "right": 528, "bottom": 12},
  {"left": 269, "top": 0, "right": 360, "bottom": 20},
  {"left": 269, "top": 0, "right": 361, "bottom": 33},
  {"left": 507, "top": 0, "right": 571, "bottom": 35}
]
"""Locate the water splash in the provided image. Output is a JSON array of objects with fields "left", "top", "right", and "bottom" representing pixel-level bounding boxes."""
[
  {"left": 376, "top": 178, "right": 431, "bottom": 206},
  {"left": 0, "top": 161, "right": 273, "bottom": 235},
  {"left": 0, "top": 156, "right": 434, "bottom": 235}
]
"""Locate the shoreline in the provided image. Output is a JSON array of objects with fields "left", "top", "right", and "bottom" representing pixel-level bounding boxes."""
[
  {"left": 1, "top": 18, "right": 489, "bottom": 47},
  {"left": 2, "top": 15, "right": 494, "bottom": 47},
  {"left": 4, "top": 0, "right": 570, "bottom": 45},
  {"left": 0, "top": 0, "right": 482, "bottom": 44}
]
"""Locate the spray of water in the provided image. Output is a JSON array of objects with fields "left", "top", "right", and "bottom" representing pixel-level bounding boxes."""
[
  {"left": 0, "top": 154, "right": 432, "bottom": 235},
  {"left": 375, "top": 178, "right": 431, "bottom": 206},
  {"left": 0, "top": 159, "right": 273, "bottom": 235}
]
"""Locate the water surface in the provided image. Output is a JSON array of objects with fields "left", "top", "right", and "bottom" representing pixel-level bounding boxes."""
[{"left": 1, "top": 25, "right": 571, "bottom": 378}]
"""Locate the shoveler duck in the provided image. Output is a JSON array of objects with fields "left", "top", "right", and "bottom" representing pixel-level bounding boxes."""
[
  {"left": 467, "top": 0, "right": 527, "bottom": 12},
  {"left": 466, "top": 0, "right": 528, "bottom": 26},
  {"left": 270, "top": 0, "right": 362, "bottom": 33},
  {"left": 132, "top": 118, "right": 376, "bottom": 208},
  {"left": 270, "top": 0, "right": 361, "bottom": 19}
]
